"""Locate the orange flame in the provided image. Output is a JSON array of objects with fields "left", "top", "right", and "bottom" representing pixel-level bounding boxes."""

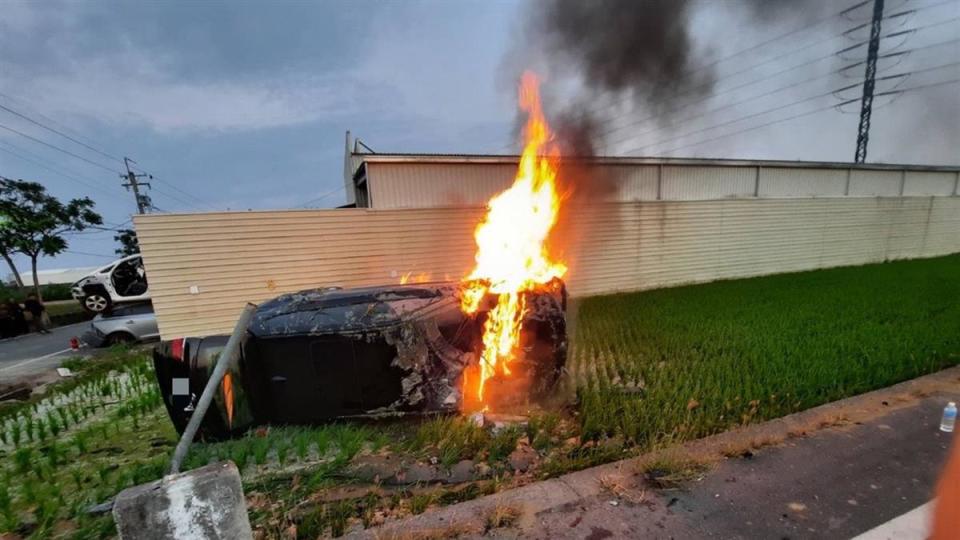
[
  {"left": 461, "top": 71, "right": 566, "bottom": 403},
  {"left": 400, "top": 271, "right": 432, "bottom": 285}
]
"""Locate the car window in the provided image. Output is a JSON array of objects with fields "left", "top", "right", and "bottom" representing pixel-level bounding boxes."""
[
  {"left": 106, "top": 303, "right": 154, "bottom": 317},
  {"left": 126, "top": 303, "right": 154, "bottom": 315}
]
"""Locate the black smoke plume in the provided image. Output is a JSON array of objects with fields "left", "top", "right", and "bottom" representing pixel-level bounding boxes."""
[{"left": 541, "top": 0, "right": 711, "bottom": 111}]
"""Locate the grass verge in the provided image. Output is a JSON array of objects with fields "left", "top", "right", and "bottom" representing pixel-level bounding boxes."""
[{"left": 1, "top": 255, "right": 956, "bottom": 537}]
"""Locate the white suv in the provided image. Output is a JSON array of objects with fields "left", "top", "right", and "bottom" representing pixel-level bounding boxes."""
[{"left": 71, "top": 254, "right": 150, "bottom": 313}]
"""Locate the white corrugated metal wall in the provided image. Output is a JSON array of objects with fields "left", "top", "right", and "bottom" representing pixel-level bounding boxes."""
[
  {"left": 365, "top": 160, "right": 960, "bottom": 206},
  {"left": 137, "top": 195, "right": 960, "bottom": 339}
]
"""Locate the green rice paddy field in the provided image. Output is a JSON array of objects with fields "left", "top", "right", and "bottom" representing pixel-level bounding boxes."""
[
  {"left": 0, "top": 254, "right": 957, "bottom": 537},
  {"left": 570, "top": 253, "right": 960, "bottom": 445}
]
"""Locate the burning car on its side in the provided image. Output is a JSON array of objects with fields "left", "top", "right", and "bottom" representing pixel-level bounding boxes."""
[{"left": 153, "top": 280, "right": 567, "bottom": 440}]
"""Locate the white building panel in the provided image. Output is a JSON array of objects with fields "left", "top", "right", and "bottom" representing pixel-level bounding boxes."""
[
  {"left": 368, "top": 162, "right": 516, "bottom": 208},
  {"left": 608, "top": 164, "right": 659, "bottom": 201},
  {"left": 849, "top": 170, "right": 902, "bottom": 197},
  {"left": 759, "top": 167, "right": 846, "bottom": 198},
  {"left": 904, "top": 171, "right": 957, "bottom": 196},
  {"left": 138, "top": 196, "right": 960, "bottom": 339},
  {"left": 660, "top": 166, "right": 756, "bottom": 200}
]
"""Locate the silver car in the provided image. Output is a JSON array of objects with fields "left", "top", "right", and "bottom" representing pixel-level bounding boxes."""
[{"left": 82, "top": 302, "right": 160, "bottom": 347}]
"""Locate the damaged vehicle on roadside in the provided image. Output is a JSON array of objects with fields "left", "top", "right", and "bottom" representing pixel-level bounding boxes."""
[{"left": 153, "top": 279, "right": 567, "bottom": 440}]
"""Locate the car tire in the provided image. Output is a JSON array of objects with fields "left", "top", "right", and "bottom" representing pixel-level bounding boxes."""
[
  {"left": 82, "top": 294, "right": 111, "bottom": 314},
  {"left": 106, "top": 332, "right": 135, "bottom": 346}
]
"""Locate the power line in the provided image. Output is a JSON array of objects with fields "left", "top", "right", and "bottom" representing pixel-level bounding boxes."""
[
  {"left": 604, "top": 18, "right": 959, "bottom": 146},
  {"left": 0, "top": 91, "right": 111, "bottom": 150},
  {"left": 0, "top": 140, "right": 128, "bottom": 203},
  {"left": 150, "top": 186, "right": 206, "bottom": 211},
  {"left": 652, "top": 77, "right": 960, "bottom": 157},
  {"left": 126, "top": 165, "right": 214, "bottom": 210},
  {"left": 0, "top": 121, "right": 120, "bottom": 173},
  {"left": 64, "top": 250, "right": 117, "bottom": 259},
  {"left": 298, "top": 185, "right": 346, "bottom": 208},
  {"left": 583, "top": 0, "right": 858, "bottom": 121},
  {"left": 623, "top": 54, "right": 960, "bottom": 152},
  {"left": 488, "top": 0, "right": 956, "bottom": 155},
  {"left": 595, "top": 0, "right": 956, "bottom": 125},
  {"left": 0, "top": 102, "right": 123, "bottom": 163},
  {"left": 614, "top": 46, "right": 960, "bottom": 156},
  {"left": 0, "top": 93, "right": 213, "bottom": 209}
]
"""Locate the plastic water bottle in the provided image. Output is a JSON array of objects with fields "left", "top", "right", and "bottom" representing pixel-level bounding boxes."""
[{"left": 941, "top": 402, "right": 957, "bottom": 433}]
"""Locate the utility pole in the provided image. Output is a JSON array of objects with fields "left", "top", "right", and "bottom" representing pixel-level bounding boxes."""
[
  {"left": 121, "top": 157, "right": 153, "bottom": 214},
  {"left": 854, "top": 0, "right": 884, "bottom": 163}
]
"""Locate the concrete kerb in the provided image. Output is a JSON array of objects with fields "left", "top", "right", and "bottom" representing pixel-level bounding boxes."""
[{"left": 348, "top": 365, "right": 960, "bottom": 539}]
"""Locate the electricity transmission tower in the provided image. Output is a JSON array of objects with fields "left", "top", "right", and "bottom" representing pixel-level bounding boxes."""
[
  {"left": 854, "top": 0, "right": 884, "bottom": 163},
  {"left": 121, "top": 157, "right": 153, "bottom": 214}
]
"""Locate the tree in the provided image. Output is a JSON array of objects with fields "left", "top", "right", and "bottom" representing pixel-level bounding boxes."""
[
  {"left": 0, "top": 178, "right": 102, "bottom": 300},
  {"left": 0, "top": 224, "right": 25, "bottom": 288},
  {"left": 114, "top": 228, "right": 140, "bottom": 256}
]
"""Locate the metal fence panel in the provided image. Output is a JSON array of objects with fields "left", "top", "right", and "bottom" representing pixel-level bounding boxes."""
[{"left": 137, "top": 197, "right": 960, "bottom": 339}]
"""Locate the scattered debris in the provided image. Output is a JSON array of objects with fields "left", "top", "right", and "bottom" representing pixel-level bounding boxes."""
[
  {"left": 86, "top": 499, "right": 115, "bottom": 515},
  {"left": 485, "top": 504, "right": 521, "bottom": 531},
  {"left": 484, "top": 413, "right": 529, "bottom": 433},
  {"left": 508, "top": 438, "right": 539, "bottom": 472},
  {"left": 0, "top": 384, "right": 30, "bottom": 402}
]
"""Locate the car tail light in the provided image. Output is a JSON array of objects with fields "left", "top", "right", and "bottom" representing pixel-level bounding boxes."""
[{"left": 170, "top": 338, "right": 185, "bottom": 362}]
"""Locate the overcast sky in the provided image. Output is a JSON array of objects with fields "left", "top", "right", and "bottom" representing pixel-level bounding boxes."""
[{"left": 1, "top": 0, "right": 957, "bottom": 273}]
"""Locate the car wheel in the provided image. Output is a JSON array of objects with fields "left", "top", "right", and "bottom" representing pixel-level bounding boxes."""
[
  {"left": 106, "top": 332, "right": 135, "bottom": 346},
  {"left": 83, "top": 294, "right": 111, "bottom": 313}
]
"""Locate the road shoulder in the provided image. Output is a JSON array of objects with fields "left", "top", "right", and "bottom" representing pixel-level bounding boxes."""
[{"left": 349, "top": 366, "right": 960, "bottom": 539}]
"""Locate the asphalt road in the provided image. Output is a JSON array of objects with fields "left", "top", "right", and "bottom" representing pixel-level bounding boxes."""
[
  {"left": 529, "top": 396, "right": 955, "bottom": 540},
  {"left": 0, "top": 321, "right": 87, "bottom": 382}
]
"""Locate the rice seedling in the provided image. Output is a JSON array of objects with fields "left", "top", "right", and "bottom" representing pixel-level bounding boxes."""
[
  {"left": 573, "top": 254, "right": 960, "bottom": 449},
  {"left": 13, "top": 448, "right": 33, "bottom": 475},
  {"left": 409, "top": 492, "right": 435, "bottom": 515},
  {"left": 409, "top": 417, "right": 488, "bottom": 467},
  {"left": 294, "top": 430, "right": 311, "bottom": 461},
  {"left": 46, "top": 413, "right": 61, "bottom": 437},
  {"left": 275, "top": 438, "right": 290, "bottom": 466},
  {"left": 8, "top": 424, "right": 20, "bottom": 448},
  {"left": 252, "top": 437, "right": 271, "bottom": 466},
  {"left": 231, "top": 441, "right": 250, "bottom": 471}
]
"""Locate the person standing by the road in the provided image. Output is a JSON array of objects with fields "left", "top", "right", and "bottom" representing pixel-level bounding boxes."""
[
  {"left": 4, "top": 298, "right": 27, "bottom": 336},
  {"left": 23, "top": 294, "right": 50, "bottom": 334}
]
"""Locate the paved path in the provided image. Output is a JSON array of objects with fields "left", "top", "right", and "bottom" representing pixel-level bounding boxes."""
[
  {"left": 0, "top": 321, "right": 87, "bottom": 382},
  {"left": 528, "top": 396, "right": 952, "bottom": 539},
  {"left": 354, "top": 369, "right": 960, "bottom": 540}
]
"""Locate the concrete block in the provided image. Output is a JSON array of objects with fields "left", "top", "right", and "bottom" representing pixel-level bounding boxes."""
[{"left": 113, "top": 461, "right": 252, "bottom": 540}]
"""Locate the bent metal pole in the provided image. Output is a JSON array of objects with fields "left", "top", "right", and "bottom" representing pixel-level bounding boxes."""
[{"left": 169, "top": 303, "right": 257, "bottom": 474}]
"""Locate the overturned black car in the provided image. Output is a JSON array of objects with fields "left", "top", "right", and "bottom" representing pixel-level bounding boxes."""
[{"left": 154, "top": 280, "right": 567, "bottom": 440}]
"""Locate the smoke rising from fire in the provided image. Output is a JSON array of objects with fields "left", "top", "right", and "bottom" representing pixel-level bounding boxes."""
[
  {"left": 542, "top": 0, "right": 710, "bottom": 111},
  {"left": 510, "top": 0, "right": 828, "bottom": 159},
  {"left": 506, "top": 0, "right": 832, "bottom": 289}
]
